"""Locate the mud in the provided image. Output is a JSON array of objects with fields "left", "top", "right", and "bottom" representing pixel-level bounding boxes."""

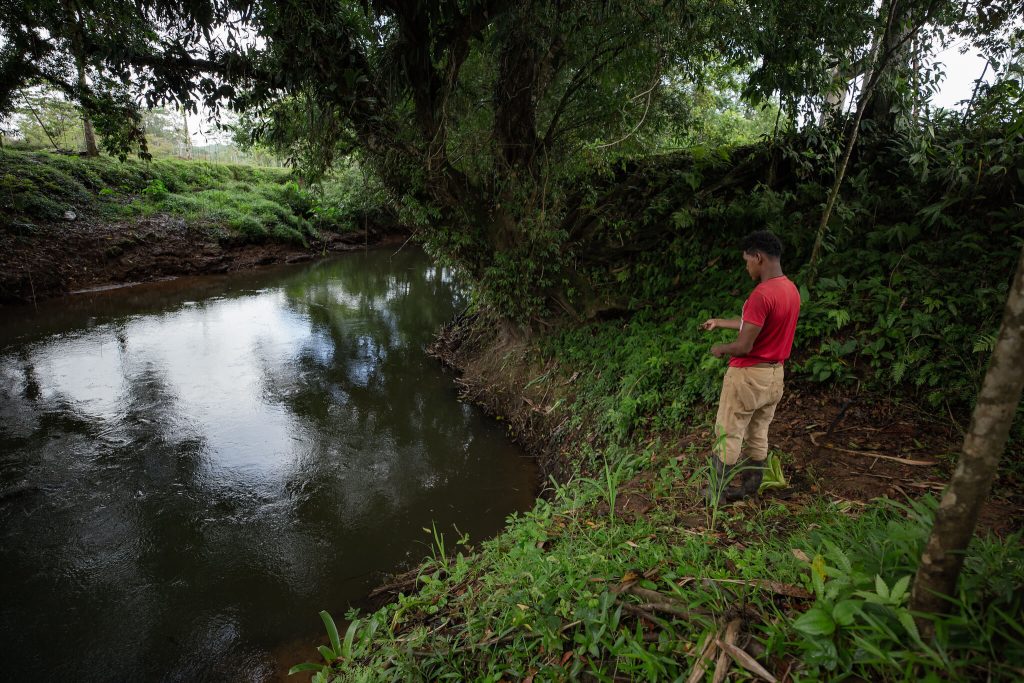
[{"left": 0, "top": 212, "right": 406, "bottom": 305}]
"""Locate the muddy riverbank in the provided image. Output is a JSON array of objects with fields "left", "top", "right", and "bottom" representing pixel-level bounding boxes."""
[{"left": 0, "top": 212, "right": 407, "bottom": 305}]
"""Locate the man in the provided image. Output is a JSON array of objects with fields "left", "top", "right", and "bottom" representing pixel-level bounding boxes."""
[{"left": 700, "top": 230, "right": 800, "bottom": 503}]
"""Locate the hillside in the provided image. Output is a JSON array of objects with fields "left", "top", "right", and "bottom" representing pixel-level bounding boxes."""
[{"left": 0, "top": 151, "right": 397, "bottom": 303}]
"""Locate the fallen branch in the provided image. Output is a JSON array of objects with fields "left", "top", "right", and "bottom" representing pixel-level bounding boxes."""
[
  {"left": 685, "top": 626, "right": 722, "bottom": 683},
  {"left": 720, "top": 640, "right": 777, "bottom": 682},
  {"left": 854, "top": 470, "right": 945, "bottom": 491},
  {"left": 809, "top": 432, "right": 937, "bottom": 466},
  {"left": 620, "top": 603, "right": 665, "bottom": 625},
  {"left": 676, "top": 576, "right": 811, "bottom": 600},
  {"left": 634, "top": 601, "right": 701, "bottom": 618},
  {"left": 368, "top": 564, "right": 452, "bottom": 599},
  {"left": 712, "top": 619, "right": 742, "bottom": 683}
]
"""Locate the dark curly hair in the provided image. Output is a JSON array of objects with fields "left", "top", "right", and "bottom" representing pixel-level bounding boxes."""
[{"left": 741, "top": 230, "right": 783, "bottom": 258}]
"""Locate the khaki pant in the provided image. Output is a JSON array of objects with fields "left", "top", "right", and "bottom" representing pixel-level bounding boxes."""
[{"left": 713, "top": 365, "right": 785, "bottom": 465}]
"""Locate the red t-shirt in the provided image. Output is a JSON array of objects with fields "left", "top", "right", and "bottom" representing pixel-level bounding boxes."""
[{"left": 729, "top": 276, "right": 801, "bottom": 368}]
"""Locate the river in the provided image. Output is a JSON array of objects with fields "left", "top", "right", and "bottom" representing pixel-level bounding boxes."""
[{"left": 0, "top": 248, "right": 536, "bottom": 681}]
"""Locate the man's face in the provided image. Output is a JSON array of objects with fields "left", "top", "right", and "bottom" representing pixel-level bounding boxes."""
[{"left": 743, "top": 250, "right": 761, "bottom": 280}]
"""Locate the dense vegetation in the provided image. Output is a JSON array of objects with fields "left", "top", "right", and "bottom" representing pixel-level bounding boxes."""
[
  {"left": 286, "top": 118, "right": 1023, "bottom": 681},
  {"left": 299, "top": 485, "right": 1023, "bottom": 681},
  {"left": 0, "top": 149, "right": 390, "bottom": 243},
  {"left": 2, "top": 0, "right": 1023, "bottom": 680}
]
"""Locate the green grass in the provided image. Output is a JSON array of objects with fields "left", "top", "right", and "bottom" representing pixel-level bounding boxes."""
[
  {"left": 301, "top": 445, "right": 1023, "bottom": 681},
  {"left": 0, "top": 149, "right": 388, "bottom": 245}
]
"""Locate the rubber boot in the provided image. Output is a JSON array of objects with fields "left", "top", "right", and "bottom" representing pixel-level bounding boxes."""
[
  {"left": 740, "top": 461, "right": 765, "bottom": 497},
  {"left": 704, "top": 456, "right": 745, "bottom": 505}
]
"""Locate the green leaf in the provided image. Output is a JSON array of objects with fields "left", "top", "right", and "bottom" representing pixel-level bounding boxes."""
[
  {"left": 898, "top": 610, "right": 924, "bottom": 647},
  {"left": 288, "top": 662, "right": 326, "bottom": 674},
  {"left": 317, "top": 645, "right": 336, "bottom": 662},
  {"left": 342, "top": 618, "right": 361, "bottom": 659},
  {"left": 794, "top": 606, "right": 836, "bottom": 636},
  {"left": 890, "top": 575, "right": 911, "bottom": 603},
  {"left": 320, "top": 610, "right": 342, "bottom": 654},
  {"left": 832, "top": 599, "right": 860, "bottom": 627},
  {"left": 875, "top": 575, "right": 890, "bottom": 600},
  {"left": 759, "top": 453, "right": 786, "bottom": 492}
]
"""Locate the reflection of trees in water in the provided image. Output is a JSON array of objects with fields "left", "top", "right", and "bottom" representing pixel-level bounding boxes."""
[
  {"left": 0, "top": 340, "right": 212, "bottom": 680},
  {"left": 0, "top": 249, "right": 519, "bottom": 680},
  {"left": 259, "top": 251, "right": 483, "bottom": 528}
]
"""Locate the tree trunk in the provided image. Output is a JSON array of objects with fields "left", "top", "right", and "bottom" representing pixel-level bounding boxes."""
[
  {"left": 76, "top": 58, "right": 99, "bottom": 156},
  {"left": 67, "top": 5, "right": 99, "bottom": 157},
  {"left": 180, "top": 106, "right": 193, "bottom": 160},
  {"left": 911, "top": 245, "right": 1024, "bottom": 633},
  {"left": 806, "top": 74, "right": 875, "bottom": 279},
  {"left": 807, "top": 0, "right": 916, "bottom": 280},
  {"left": 865, "top": 0, "right": 911, "bottom": 131},
  {"left": 817, "top": 68, "right": 847, "bottom": 127}
]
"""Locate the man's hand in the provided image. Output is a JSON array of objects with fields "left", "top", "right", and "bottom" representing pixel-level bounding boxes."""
[
  {"left": 710, "top": 344, "right": 728, "bottom": 358},
  {"left": 701, "top": 318, "right": 720, "bottom": 331}
]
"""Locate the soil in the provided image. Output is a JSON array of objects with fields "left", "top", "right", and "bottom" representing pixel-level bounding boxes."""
[{"left": 0, "top": 212, "right": 407, "bottom": 305}]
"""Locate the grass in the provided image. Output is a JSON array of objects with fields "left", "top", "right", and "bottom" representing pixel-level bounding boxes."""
[
  {"left": 0, "top": 149, "right": 391, "bottom": 245},
  {"left": 298, "top": 443, "right": 1023, "bottom": 681}
]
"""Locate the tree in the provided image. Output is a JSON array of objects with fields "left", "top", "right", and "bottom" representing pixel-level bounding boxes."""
[
  {"left": 910, "top": 245, "right": 1024, "bottom": 632},
  {"left": 13, "top": 89, "right": 84, "bottom": 151}
]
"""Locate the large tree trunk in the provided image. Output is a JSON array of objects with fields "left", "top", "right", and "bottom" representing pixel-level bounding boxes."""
[
  {"left": 817, "top": 67, "right": 848, "bottom": 127},
  {"left": 911, "top": 245, "right": 1024, "bottom": 631},
  {"left": 75, "top": 56, "right": 98, "bottom": 156},
  {"left": 67, "top": 4, "right": 99, "bottom": 157}
]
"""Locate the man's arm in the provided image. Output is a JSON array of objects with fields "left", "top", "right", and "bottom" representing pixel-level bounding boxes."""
[
  {"left": 700, "top": 317, "right": 741, "bottom": 331},
  {"left": 711, "top": 321, "right": 762, "bottom": 358}
]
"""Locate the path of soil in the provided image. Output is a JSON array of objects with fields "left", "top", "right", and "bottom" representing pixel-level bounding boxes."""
[{"left": 0, "top": 213, "right": 406, "bottom": 305}]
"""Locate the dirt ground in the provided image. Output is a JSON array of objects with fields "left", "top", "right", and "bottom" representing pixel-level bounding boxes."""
[{"left": 0, "top": 213, "right": 404, "bottom": 305}]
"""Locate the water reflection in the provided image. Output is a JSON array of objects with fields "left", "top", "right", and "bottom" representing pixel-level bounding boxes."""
[{"left": 0, "top": 250, "right": 535, "bottom": 681}]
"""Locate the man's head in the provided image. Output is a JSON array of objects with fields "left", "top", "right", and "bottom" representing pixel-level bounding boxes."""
[{"left": 741, "top": 230, "right": 783, "bottom": 280}]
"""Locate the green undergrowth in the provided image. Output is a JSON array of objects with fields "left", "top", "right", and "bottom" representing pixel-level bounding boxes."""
[
  {"left": 304, "top": 446, "right": 1023, "bottom": 681},
  {"left": 0, "top": 149, "right": 393, "bottom": 244},
  {"left": 303, "top": 125, "right": 1024, "bottom": 680},
  {"left": 531, "top": 122, "right": 1024, "bottom": 462}
]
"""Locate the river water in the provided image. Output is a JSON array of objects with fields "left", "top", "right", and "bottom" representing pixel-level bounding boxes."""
[{"left": 0, "top": 249, "right": 536, "bottom": 681}]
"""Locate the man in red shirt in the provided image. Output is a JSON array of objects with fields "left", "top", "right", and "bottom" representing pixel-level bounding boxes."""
[{"left": 700, "top": 230, "right": 801, "bottom": 503}]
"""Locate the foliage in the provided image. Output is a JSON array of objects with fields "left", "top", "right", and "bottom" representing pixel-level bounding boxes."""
[
  {"left": 0, "top": 148, "right": 372, "bottom": 245},
  {"left": 519, "top": 118, "right": 1023, "bottom": 443},
  {"left": 8, "top": 88, "right": 84, "bottom": 151},
  {"left": 308, "top": 160, "right": 395, "bottom": 233},
  {"left": 316, "top": 470, "right": 1023, "bottom": 681},
  {"left": 769, "top": 497, "right": 1024, "bottom": 679}
]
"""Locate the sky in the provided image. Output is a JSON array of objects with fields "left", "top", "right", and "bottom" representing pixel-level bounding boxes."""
[{"left": 931, "top": 44, "right": 992, "bottom": 109}]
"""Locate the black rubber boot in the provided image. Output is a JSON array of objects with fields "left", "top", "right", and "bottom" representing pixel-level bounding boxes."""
[
  {"left": 740, "top": 461, "right": 765, "bottom": 497},
  {"left": 704, "top": 456, "right": 746, "bottom": 505}
]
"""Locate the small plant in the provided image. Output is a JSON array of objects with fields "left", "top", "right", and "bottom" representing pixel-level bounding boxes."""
[
  {"left": 141, "top": 177, "right": 169, "bottom": 200},
  {"left": 288, "top": 610, "right": 378, "bottom": 680},
  {"left": 759, "top": 451, "right": 787, "bottom": 493}
]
